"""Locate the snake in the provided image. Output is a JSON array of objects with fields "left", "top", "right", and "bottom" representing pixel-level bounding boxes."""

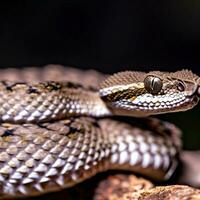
[{"left": 0, "top": 65, "right": 199, "bottom": 199}]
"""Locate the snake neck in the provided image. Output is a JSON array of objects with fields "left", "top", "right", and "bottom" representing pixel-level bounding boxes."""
[{"left": 60, "top": 88, "right": 112, "bottom": 118}]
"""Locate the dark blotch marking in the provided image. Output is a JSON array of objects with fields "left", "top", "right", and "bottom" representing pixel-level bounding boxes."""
[
  {"left": 44, "top": 82, "right": 62, "bottom": 91},
  {"left": 2, "top": 129, "right": 14, "bottom": 137},
  {"left": 92, "top": 120, "right": 99, "bottom": 128},
  {"left": 1, "top": 81, "right": 26, "bottom": 91},
  {"left": 64, "top": 82, "right": 97, "bottom": 92},
  {"left": 65, "top": 82, "right": 82, "bottom": 89},
  {"left": 69, "top": 126, "right": 78, "bottom": 133},
  {"left": 27, "top": 86, "right": 39, "bottom": 94}
]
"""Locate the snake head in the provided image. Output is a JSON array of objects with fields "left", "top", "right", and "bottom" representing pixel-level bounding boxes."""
[{"left": 99, "top": 70, "right": 200, "bottom": 117}]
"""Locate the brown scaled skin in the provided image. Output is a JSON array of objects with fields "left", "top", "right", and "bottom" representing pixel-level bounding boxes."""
[{"left": 0, "top": 66, "right": 198, "bottom": 199}]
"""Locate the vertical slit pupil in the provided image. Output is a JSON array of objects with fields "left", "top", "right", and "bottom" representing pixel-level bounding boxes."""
[{"left": 144, "top": 76, "right": 163, "bottom": 94}]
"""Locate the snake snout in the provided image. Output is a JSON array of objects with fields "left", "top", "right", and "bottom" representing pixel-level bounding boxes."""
[
  {"left": 192, "top": 78, "right": 200, "bottom": 97},
  {"left": 197, "top": 86, "right": 200, "bottom": 97},
  {"left": 185, "top": 81, "right": 200, "bottom": 98},
  {"left": 197, "top": 78, "right": 200, "bottom": 97}
]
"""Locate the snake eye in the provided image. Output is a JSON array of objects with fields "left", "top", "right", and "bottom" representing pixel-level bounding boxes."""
[
  {"left": 144, "top": 75, "right": 163, "bottom": 94},
  {"left": 177, "top": 82, "right": 185, "bottom": 92}
]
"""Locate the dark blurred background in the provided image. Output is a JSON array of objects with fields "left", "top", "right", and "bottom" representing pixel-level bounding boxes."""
[{"left": 0, "top": 1, "right": 199, "bottom": 149}]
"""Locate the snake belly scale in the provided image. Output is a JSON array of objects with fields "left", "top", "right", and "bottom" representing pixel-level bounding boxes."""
[{"left": 0, "top": 65, "right": 199, "bottom": 199}]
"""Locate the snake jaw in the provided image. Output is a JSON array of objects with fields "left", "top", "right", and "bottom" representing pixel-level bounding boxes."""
[{"left": 101, "top": 87, "right": 199, "bottom": 117}]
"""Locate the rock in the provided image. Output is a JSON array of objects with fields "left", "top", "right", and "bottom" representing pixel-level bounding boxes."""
[
  {"left": 93, "top": 173, "right": 200, "bottom": 200},
  {"left": 123, "top": 185, "right": 200, "bottom": 200},
  {"left": 93, "top": 174, "right": 153, "bottom": 200}
]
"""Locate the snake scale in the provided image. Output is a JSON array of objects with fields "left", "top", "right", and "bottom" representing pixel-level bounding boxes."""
[{"left": 0, "top": 65, "right": 199, "bottom": 199}]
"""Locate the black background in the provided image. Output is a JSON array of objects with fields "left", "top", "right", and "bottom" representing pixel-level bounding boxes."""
[{"left": 0, "top": 1, "right": 199, "bottom": 149}]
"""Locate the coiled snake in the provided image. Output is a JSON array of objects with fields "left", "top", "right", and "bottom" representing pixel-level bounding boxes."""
[{"left": 0, "top": 65, "right": 199, "bottom": 199}]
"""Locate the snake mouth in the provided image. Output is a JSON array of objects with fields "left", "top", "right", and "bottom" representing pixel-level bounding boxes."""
[{"left": 108, "top": 92, "right": 199, "bottom": 117}]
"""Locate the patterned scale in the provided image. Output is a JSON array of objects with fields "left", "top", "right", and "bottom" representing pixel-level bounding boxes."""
[
  {"left": 0, "top": 116, "right": 181, "bottom": 198},
  {"left": 0, "top": 81, "right": 110, "bottom": 123}
]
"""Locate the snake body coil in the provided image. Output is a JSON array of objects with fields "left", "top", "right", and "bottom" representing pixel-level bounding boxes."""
[{"left": 0, "top": 65, "right": 199, "bottom": 199}]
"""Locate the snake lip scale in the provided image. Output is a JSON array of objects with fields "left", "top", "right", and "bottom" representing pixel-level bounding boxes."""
[{"left": 0, "top": 66, "right": 198, "bottom": 199}]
